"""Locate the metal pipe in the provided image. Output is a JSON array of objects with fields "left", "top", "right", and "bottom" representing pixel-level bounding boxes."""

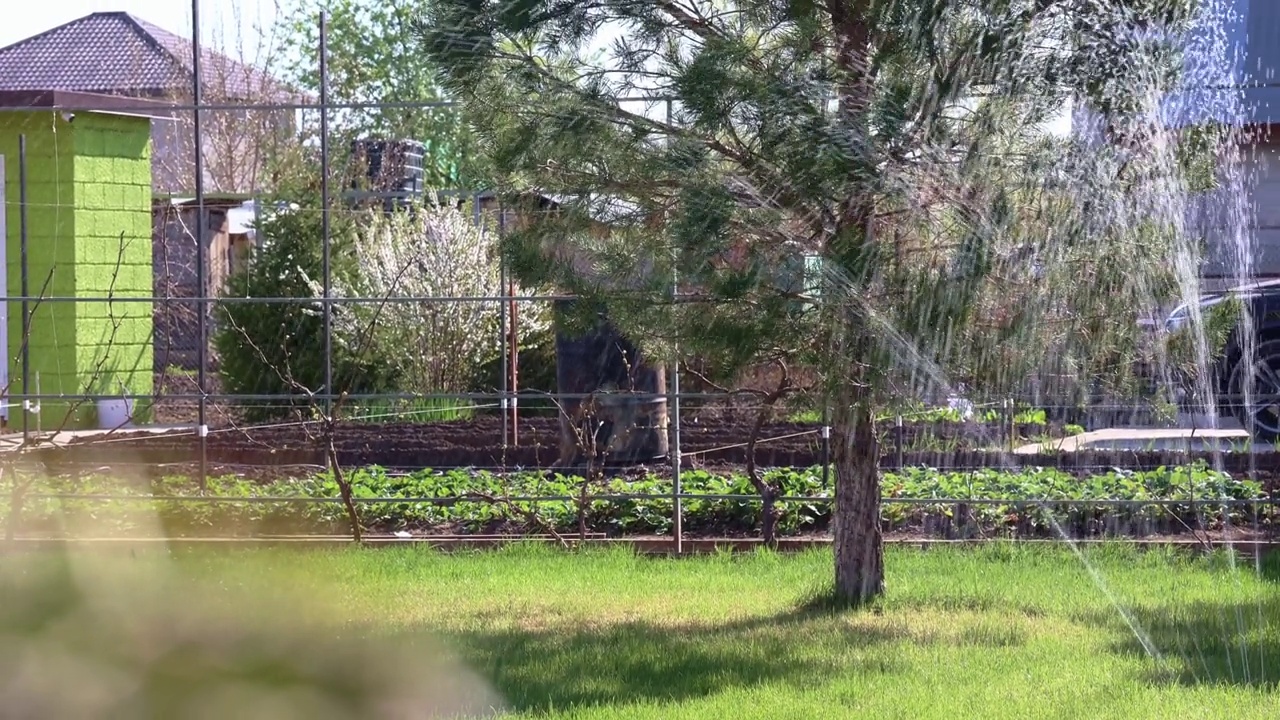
[
  {"left": 895, "top": 414, "right": 905, "bottom": 469},
  {"left": 670, "top": 338, "right": 683, "bottom": 552},
  {"left": 319, "top": 11, "right": 333, "bottom": 430},
  {"left": 667, "top": 97, "right": 683, "bottom": 553},
  {"left": 18, "top": 135, "right": 30, "bottom": 444},
  {"left": 0, "top": 95, "right": 681, "bottom": 115},
  {"left": 820, "top": 400, "right": 830, "bottom": 487},
  {"left": 190, "top": 0, "right": 209, "bottom": 489},
  {"left": 498, "top": 198, "right": 509, "bottom": 453},
  {"left": 0, "top": 390, "right": 868, "bottom": 402},
  {"left": 22, "top": 494, "right": 1265, "bottom": 507},
  {"left": 509, "top": 269, "right": 519, "bottom": 445},
  {"left": 0, "top": 293, "right": 707, "bottom": 304}
]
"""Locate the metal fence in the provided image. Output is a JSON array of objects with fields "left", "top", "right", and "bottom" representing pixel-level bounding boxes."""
[{"left": 0, "top": 6, "right": 1274, "bottom": 548}]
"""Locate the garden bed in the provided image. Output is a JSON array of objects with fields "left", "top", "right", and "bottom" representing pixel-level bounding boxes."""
[
  {"left": 28, "top": 416, "right": 1273, "bottom": 477},
  {"left": 9, "top": 462, "right": 1275, "bottom": 542}
]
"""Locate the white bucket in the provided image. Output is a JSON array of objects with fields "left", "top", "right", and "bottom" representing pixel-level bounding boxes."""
[{"left": 96, "top": 398, "right": 135, "bottom": 429}]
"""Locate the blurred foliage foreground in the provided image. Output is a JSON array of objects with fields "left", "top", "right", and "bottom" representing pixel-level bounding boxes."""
[{"left": 0, "top": 550, "right": 506, "bottom": 719}]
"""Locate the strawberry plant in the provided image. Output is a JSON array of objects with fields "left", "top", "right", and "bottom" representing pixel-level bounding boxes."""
[{"left": 4, "top": 461, "right": 1271, "bottom": 540}]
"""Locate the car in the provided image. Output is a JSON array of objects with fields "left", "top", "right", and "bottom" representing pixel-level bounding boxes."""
[{"left": 1162, "top": 278, "right": 1280, "bottom": 441}]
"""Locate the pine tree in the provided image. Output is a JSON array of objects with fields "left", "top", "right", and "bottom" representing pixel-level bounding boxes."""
[{"left": 417, "top": 0, "right": 1204, "bottom": 602}]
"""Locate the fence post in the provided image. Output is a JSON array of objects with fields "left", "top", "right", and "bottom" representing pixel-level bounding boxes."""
[
  {"left": 895, "top": 414, "right": 905, "bottom": 469},
  {"left": 319, "top": 10, "right": 334, "bottom": 438},
  {"left": 190, "top": 0, "right": 209, "bottom": 489},
  {"left": 670, "top": 356, "right": 682, "bottom": 553},
  {"left": 508, "top": 267, "right": 519, "bottom": 446},
  {"left": 5, "top": 137, "right": 30, "bottom": 542},
  {"left": 18, "top": 135, "right": 29, "bottom": 445},
  {"left": 666, "top": 97, "right": 683, "bottom": 554},
  {"left": 1007, "top": 398, "right": 1016, "bottom": 453},
  {"left": 498, "top": 198, "right": 509, "bottom": 461},
  {"left": 820, "top": 400, "right": 830, "bottom": 488}
]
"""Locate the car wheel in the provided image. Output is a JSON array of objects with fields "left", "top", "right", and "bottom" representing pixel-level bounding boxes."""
[{"left": 1227, "top": 339, "right": 1280, "bottom": 444}]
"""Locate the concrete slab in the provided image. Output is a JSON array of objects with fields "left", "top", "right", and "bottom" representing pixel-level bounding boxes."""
[
  {"left": 0, "top": 420, "right": 1266, "bottom": 457},
  {"left": 1014, "top": 427, "right": 1261, "bottom": 454},
  {"left": 0, "top": 424, "right": 196, "bottom": 452}
]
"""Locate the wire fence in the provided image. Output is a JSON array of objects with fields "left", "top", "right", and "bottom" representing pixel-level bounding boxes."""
[{"left": 0, "top": 6, "right": 1275, "bottom": 547}]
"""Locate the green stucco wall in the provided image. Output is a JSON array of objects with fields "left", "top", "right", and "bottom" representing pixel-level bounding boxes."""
[{"left": 0, "top": 111, "right": 154, "bottom": 431}]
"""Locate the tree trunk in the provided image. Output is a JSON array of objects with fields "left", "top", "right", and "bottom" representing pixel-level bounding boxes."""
[
  {"left": 831, "top": 397, "right": 884, "bottom": 603},
  {"left": 760, "top": 488, "right": 779, "bottom": 548},
  {"left": 327, "top": 441, "right": 363, "bottom": 543},
  {"left": 745, "top": 402, "right": 780, "bottom": 548}
]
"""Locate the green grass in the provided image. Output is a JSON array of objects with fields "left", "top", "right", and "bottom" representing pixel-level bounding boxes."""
[
  {"left": 787, "top": 404, "right": 1051, "bottom": 426},
  {"left": 342, "top": 397, "right": 477, "bottom": 423},
  {"left": 1, "top": 544, "right": 1277, "bottom": 717}
]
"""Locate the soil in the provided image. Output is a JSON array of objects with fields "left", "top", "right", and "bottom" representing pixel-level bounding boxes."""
[
  {"left": 25, "top": 511, "right": 1274, "bottom": 545},
  {"left": 149, "top": 370, "right": 217, "bottom": 426},
  {"left": 16, "top": 378, "right": 1274, "bottom": 544},
  {"left": 18, "top": 414, "right": 1280, "bottom": 494},
  {"left": 32, "top": 415, "right": 1053, "bottom": 471}
]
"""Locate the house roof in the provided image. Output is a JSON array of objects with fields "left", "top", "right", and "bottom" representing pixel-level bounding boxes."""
[
  {"left": 0, "top": 11, "right": 304, "bottom": 102},
  {"left": 0, "top": 89, "right": 176, "bottom": 118}
]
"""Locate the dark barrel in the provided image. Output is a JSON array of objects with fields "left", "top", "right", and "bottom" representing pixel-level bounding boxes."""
[{"left": 553, "top": 300, "right": 669, "bottom": 467}]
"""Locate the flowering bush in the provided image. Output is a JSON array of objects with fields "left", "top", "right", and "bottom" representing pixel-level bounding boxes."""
[
  {"left": 316, "top": 198, "right": 549, "bottom": 399},
  {"left": 215, "top": 196, "right": 401, "bottom": 422}
]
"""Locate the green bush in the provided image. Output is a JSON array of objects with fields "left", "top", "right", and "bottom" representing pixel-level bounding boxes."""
[
  {"left": 214, "top": 197, "right": 400, "bottom": 422},
  {"left": 470, "top": 320, "right": 560, "bottom": 416}
]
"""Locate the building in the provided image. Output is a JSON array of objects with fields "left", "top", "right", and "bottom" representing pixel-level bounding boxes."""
[
  {"left": 0, "top": 11, "right": 307, "bottom": 371},
  {"left": 1071, "top": 0, "right": 1280, "bottom": 288},
  {"left": 0, "top": 10, "right": 304, "bottom": 195},
  {"left": 0, "top": 91, "right": 160, "bottom": 430}
]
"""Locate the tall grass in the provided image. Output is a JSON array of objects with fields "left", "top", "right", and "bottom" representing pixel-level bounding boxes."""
[{"left": 341, "top": 396, "right": 477, "bottom": 423}]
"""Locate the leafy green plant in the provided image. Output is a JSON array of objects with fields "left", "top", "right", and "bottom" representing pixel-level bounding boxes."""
[
  {"left": 792, "top": 403, "right": 1056, "bottom": 427},
  {"left": 9, "top": 462, "right": 1268, "bottom": 541},
  {"left": 1013, "top": 408, "right": 1048, "bottom": 426},
  {"left": 342, "top": 397, "right": 475, "bottom": 424}
]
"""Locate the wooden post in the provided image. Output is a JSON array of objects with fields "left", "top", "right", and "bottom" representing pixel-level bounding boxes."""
[{"left": 508, "top": 275, "right": 519, "bottom": 445}]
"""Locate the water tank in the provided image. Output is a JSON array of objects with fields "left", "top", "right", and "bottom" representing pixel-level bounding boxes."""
[
  {"left": 553, "top": 299, "right": 669, "bottom": 466},
  {"left": 774, "top": 251, "right": 823, "bottom": 311},
  {"left": 349, "top": 139, "right": 426, "bottom": 200}
]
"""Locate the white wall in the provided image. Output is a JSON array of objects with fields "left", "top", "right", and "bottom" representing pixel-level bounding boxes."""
[{"left": 1173, "top": 138, "right": 1280, "bottom": 294}]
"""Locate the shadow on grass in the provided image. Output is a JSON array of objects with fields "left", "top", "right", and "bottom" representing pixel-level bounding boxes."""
[
  {"left": 1093, "top": 593, "right": 1280, "bottom": 688},
  {"left": 444, "top": 610, "right": 895, "bottom": 710},
  {"left": 1261, "top": 550, "right": 1280, "bottom": 584},
  {"left": 440, "top": 599, "right": 1021, "bottom": 712}
]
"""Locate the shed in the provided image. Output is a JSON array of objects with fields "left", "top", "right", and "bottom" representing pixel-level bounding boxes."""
[
  {"left": 0, "top": 90, "right": 162, "bottom": 430},
  {"left": 152, "top": 193, "right": 256, "bottom": 371}
]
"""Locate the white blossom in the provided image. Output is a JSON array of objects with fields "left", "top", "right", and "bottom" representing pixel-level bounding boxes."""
[{"left": 313, "top": 198, "right": 548, "bottom": 395}]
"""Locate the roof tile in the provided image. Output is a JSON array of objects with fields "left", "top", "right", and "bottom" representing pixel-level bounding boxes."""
[{"left": 0, "top": 11, "right": 302, "bottom": 101}]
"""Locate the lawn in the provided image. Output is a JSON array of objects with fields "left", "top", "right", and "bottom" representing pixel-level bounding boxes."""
[{"left": 0, "top": 544, "right": 1277, "bottom": 718}]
